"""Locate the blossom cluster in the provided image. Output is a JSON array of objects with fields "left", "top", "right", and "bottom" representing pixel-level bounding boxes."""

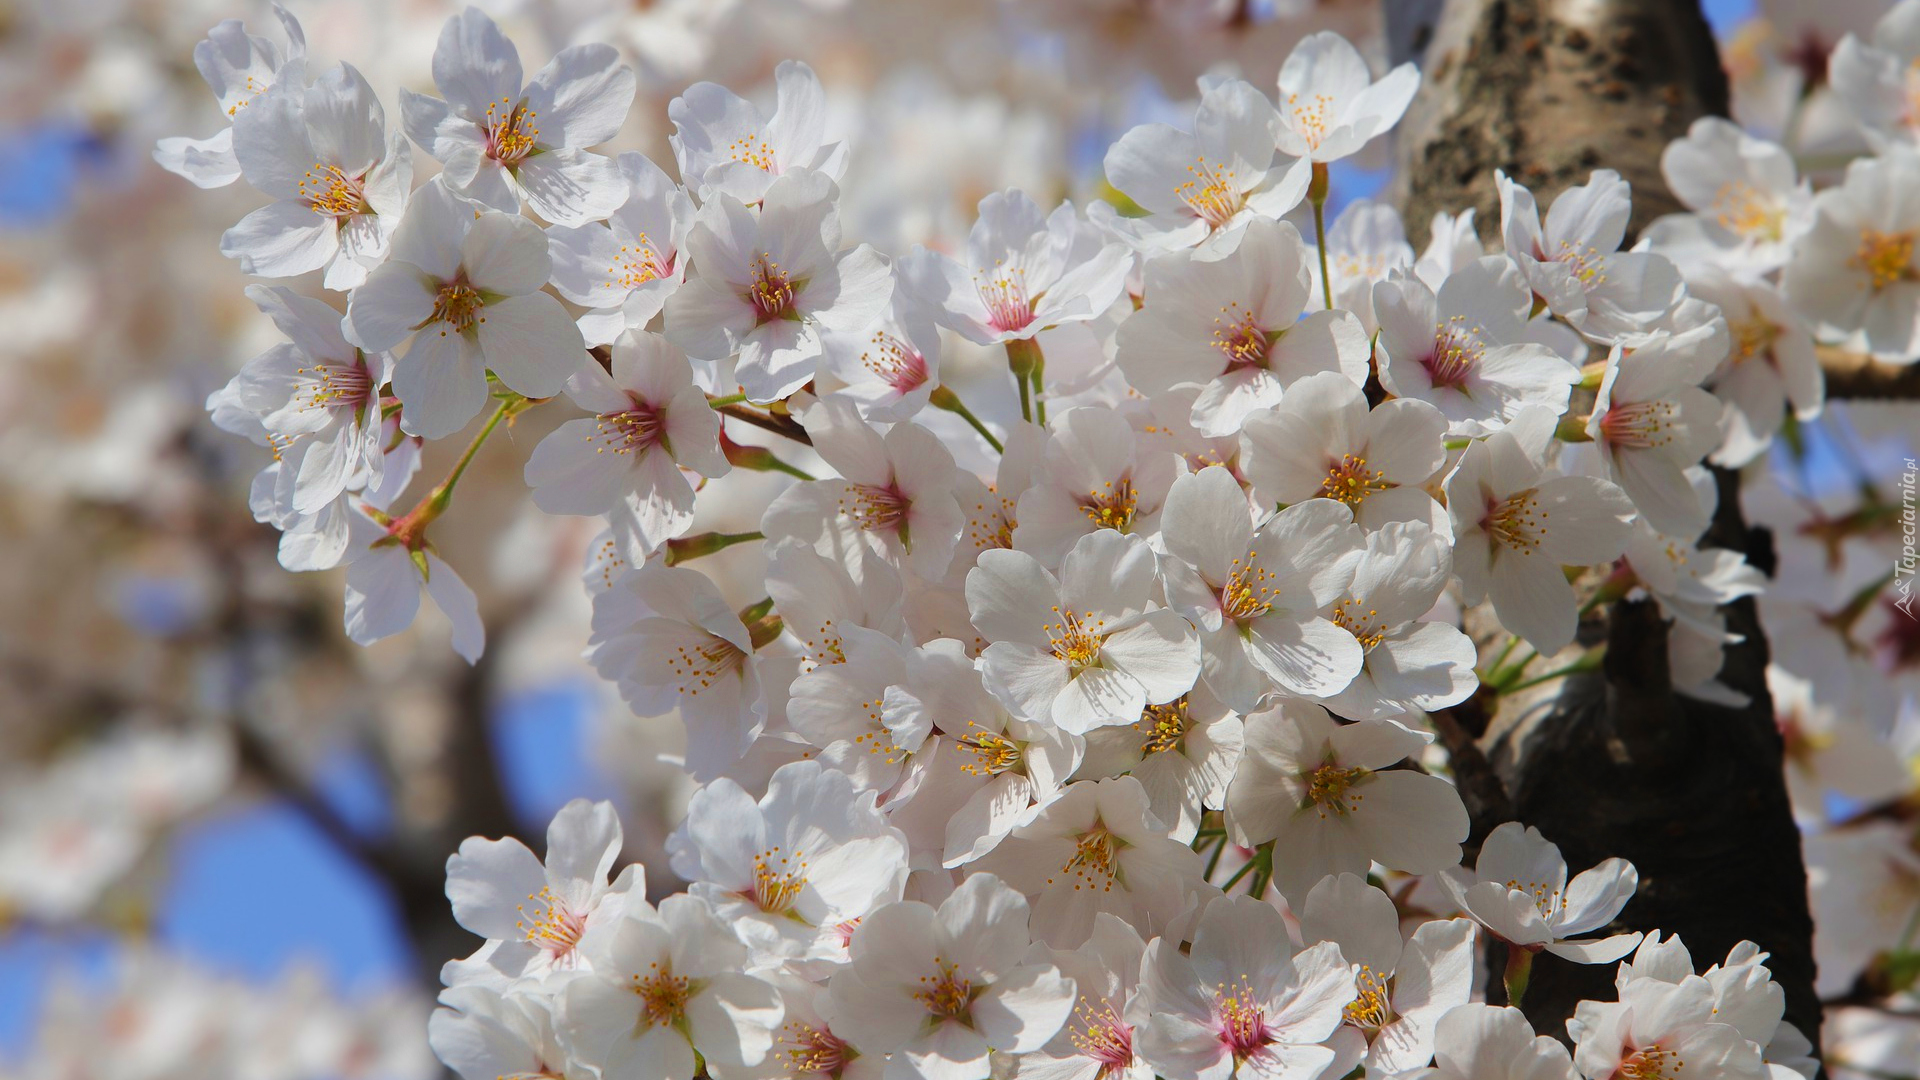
[{"left": 156, "top": 3, "right": 1920, "bottom": 1080}]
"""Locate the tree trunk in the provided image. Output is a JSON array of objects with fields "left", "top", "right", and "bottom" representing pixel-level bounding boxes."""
[
  {"left": 1391, "top": 0, "right": 1822, "bottom": 1049},
  {"left": 1391, "top": 0, "right": 1727, "bottom": 244}
]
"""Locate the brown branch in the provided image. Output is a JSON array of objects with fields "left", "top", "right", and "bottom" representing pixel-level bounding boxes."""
[
  {"left": 716, "top": 401, "right": 812, "bottom": 444},
  {"left": 231, "top": 721, "right": 398, "bottom": 881},
  {"left": 1819, "top": 345, "right": 1920, "bottom": 400},
  {"left": 1430, "top": 696, "right": 1514, "bottom": 841}
]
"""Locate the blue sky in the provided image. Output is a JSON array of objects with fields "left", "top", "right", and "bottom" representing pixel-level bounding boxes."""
[
  {"left": 0, "top": 0, "right": 1769, "bottom": 1058},
  {"left": 0, "top": 680, "right": 609, "bottom": 1054}
]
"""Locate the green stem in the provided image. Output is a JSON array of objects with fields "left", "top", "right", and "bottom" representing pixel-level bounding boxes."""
[
  {"left": 1493, "top": 647, "right": 1539, "bottom": 688},
  {"left": 707, "top": 392, "right": 748, "bottom": 408},
  {"left": 1006, "top": 338, "right": 1044, "bottom": 425},
  {"left": 764, "top": 457, "right": 815, "bottom": 483},
  {"left": 929, "top": 385, "right": 1004, "bottom": 452},
  {"left": 1220, "top": 848, "right": 1263, "bottom": 892},
  {"left": 1505, "top": 648, "right": 1606, "bottom": 693},
  {"left": 1897, "top": 898, "right": 1920, "bottom": 953},
  {"left": 425, "top": 395, "right": 518, "bottom": 518},
  {"left": 1504, "top": 946, "right": 1535, "bottom": 1008},
  {"left": 1483, "top": 635, "right": 1522, "bottom": 682},
  {"left": 665, "top": 530, "right": 764, "bottom": 566},
  {"left": 1203, "top": 834, "right": 1228, "bottom": 881},
  {"left": 1309, "top": 162, "right": 1334, "bottom": 313}
]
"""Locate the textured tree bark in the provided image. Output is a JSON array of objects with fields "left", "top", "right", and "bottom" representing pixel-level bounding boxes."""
[
  {"left": 1392, "top": 0, "right": 1727, "bottom": 244},
  {"left": 1393, "top": 0, "right": 1823, "bottom": 1050}
]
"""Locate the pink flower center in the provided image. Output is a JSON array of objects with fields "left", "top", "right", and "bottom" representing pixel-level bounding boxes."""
[
  {"left": 1221, "top": 552, "right": 1276, "bottom": 624},
  {"left": 1046, "top": 607, "right": 1106, "bottom": 670},
  {"left": 297, "top": 358, "right": 375, "bottom": 414},
  {"left": 1078, "top": 478, "right": 1140, "bottom": 532},
  {"left": 862, "top": 331, "right": 931, "bottom": 395},
  {"left": 1305, "top": 762, "right": 1368, "bottom": 817},
  {"left": 631, "top": 966, "right": 690, "bottom": 1027},
  {"left": 1617, "top": 1045, "right": 1683, "bottom": 1080},
  {"left": 782, "top": 1020, "right": 853, "bottom": 1077},
  {"left": 1211, "top": 303, "right": 1272, "bottom": 371},
  {"left": 483, "top": 98, "right": 540, "bottom": 165},
  {"left": 1318, "top": 453, "right": 1390, "bottom": 507},
  {"left": 592, "top": 400, "right": 668, "bottom": 456},
  {"left": 1597, "top": 399, "right": 1678, "bottom": 450},
  {"left": 609, "top": 236, "right": 673, "bottom": 292},
  {"left": 667, "top": 635, "right": 748, "bottom": 696},
  {"left": 1426, "top": 315, "right": 1483, "bottom": 390},
  {"left": 1216, "top": 979, "right": 1274, "bottom": 1060},
  {"left": 1483, "top": 489, "right": 1546, "bottom": 554},
  {"left": 841, "top": 482, "right": 913, "bottom": 539},
  {"left": 749, "top": 254, "right": 799, "bottom": 323},
  {"left": 976, "top": 265, "right": 1037, "bottom": 334},
  {"left": 1069, "top": 997, "right": 1136, "bottom": 1076},
  {"left": 1553, "top": 240, "right": 1610, "bottom": 288},
  {"left": 427, "top": 280, "right": 486, "bottom": 335},
  {"left": 517, "top": 886, "right": 587, "bottom": 959}
]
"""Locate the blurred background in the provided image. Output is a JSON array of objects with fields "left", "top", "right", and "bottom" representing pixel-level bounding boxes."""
[{"left": 0, "top": 0, "right": 1900, "bottom": 1075}]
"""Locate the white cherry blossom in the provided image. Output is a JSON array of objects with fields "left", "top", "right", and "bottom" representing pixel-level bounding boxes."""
[
  {"left": 1498, "top": 168, "right": 1685, "bottom": 343},
  {"left": 1225, "top": 700, "right": 1468, "bottom": 902},
  {"left": 1444, "top": 405, "right": 1635, "bottom": 656},
  {"left": 1314, "top": 520, "right": 1480, "bottom": 723},
  {"left": 968, "top": 528, "right": 1200, "bottom": 735},
  {"left": 678, "top": 760, "right": 908, "bottom": 964},
  {"left": 1098, "top": 79, "right": 1309, "bottom": 253},
  {"left": 546, "top": 152, "right": 696, "bottom": 347},
  {"left": 1159, "top": 466, "right": 1365, "bottom": 709},
  {"left": 346, "top": 179, "right": 583, "bottom": 440},
  {"left": 1587, "top": 323, "right": 1728, "bottom": 539},
  {"left": 973, "top": 775, "right": 1210, "bottom": 948},
  {"left": 1420, "top": 1004, "right": 1580, "bottom": 1080},
  {"left": 524, "top": 332, "right": 727, "bottom": 560},
  {"left": 1240, "top": 370, "right": 1449, "bottom": 532},
  {"left": 153, "top": 4, "right": 306, "bottom": 189},
  {"left": 901, "top": 190, "right": 1131, "bottom": 346},
  {"left": 829, "top": 874, "right": 1076, "bottom": 1080},
  {"left": 1012, "top": 407, "right": 1182, "bottom": 565},
  {"left": 1077, "top": 688, "right": 1243, "bottom": 843},
  {"left": 1438, "top": 821, "right": 1643, "bottom": 964},
  {"left": 401, "top": 6, "right": 636, "bottom": 226},
  {"left": 224, "top": 62, "right": 411, "bottom": 289},
  {"left": 339, "top": 505, "right": 486, "bottom": 662},
  {"left": 217, "top": 284, "right": 390, "bottom": 517},
  {"left": 1115, "top": 217, "right": 1369, "bottom": 438},
  {"left": 587, "top": 564, "right": 770, "bottom": 780},
  {"left": 1374, "top": 256, "right": 1581, "bottom": 437},
  {"left": 669, "top": 60, "right": 846, "bottom": 204},
  {"left": 560, "top": 894, "right": 784, "bottom": 1080},
  {"left": 1021, "top": 914, "right": 1154, "bottom": 1080},
  {"left": 1272, "top": 31, "right": 1420, "bottom": 164},
  {"left": 761, "top": 394, "right": 965, "bottom": 579},
  {"left": 665, "top": 169, "right": 893, "bottom": 402},
  {"left": 1781, "top": 147, "right": 1920, "bottom": 362},
  {"left": 444, "top": 799, "right": 634, "bottom": 983},
  {"left": 1298, "top": 874, "right": 1476, "bottom": 1076},
  {"left": 1136, "top": 894, "right": 1357, "bottom": 1080}
]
